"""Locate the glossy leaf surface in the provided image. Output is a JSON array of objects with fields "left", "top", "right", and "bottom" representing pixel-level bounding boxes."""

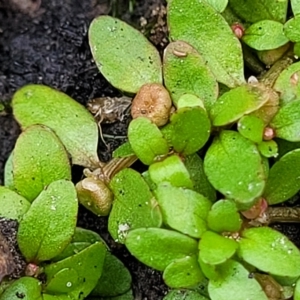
[
  {"left": 168, "top": 0, "right": 244, "bottom": 88},
  {"left": 12, "top": 85, "right": 99, "bottom": 168},
  {"left": 125, "top": 228, "right": 198, "bottom": 271},
  {"left": 263, "top": 149, "right": 300, "bottom": 204},
  {"left": 273, "top": 61, "right": 300, "bottom": 104},
  {"left": 109, "top": 168, "right": 162, "bottom": 243},
  {"left": 238, "top": 227, "right": 300, "bottom": 277},
  {"left": 149, "top": 155, "right": 193, "bottom": 189},
  {"left": 199, "top": 231, "right": 238, "bottom": 265},
  {"left": 155, "top": 183, "right": 212, "bottom": 238},
  {"left": 89, "top": 16, "right": 162, "bottom": 93},
  {"left": 284, "top": 16, "right": 300, "bottom": 42},
  {"left": 128, "top": 117, "right": 169, "bottom": 165},
  {"left": 163, "top": 41, "right": 218, "bottom": 109},
  {"left": 205, "top": 0, "right": 228, "bottom": 12},
  {"left": 204, "top": 131, "right": 265, "bottom": 210},
  {"left": 292, "top": 0, "right": 300, "bottom": 16},
  {"left": 17, "top": 180, "right": 78, "bottom": 262},
  {"left": 237, "top": 115, "right": 264, "bottom": 144},
  {"left": 163, "top": 290, "right": 209, "bottom": 300},
  {"left": 210, "top": 84, "right": 269, "bottom": 126},
  {"left": 229, "top": 0, "right": 288, "bottom": 23},
  {"left": 207, "top": 200, "right": 242, "bottom": 233},
  {"left": 271, "top": 100, "right": 300, "bottom": 141},
  {"left": 163, "top": 255, "right": 204, "bottom": 288},
  {"left": 0, "top": 186, "right": 30, "bottom": 221},
  {"left": 257, "top": 140, "right": 278, "bottom": 158},
  {"left": 12, "top": 125, "right": 71, "bottom": 202},
  {"left": 44, "top": 242, "right": 106, "bottom": 299},
  {"left": 243, "top": 21, "right": 288, "bottom": 51},
  {"left": 208, "top": 259, "right": 268, "bottom": 300}
]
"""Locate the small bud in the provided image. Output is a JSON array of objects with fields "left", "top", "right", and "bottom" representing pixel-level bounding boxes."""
[
  {"left": 241, "top": 198, "right": 268, "bottom": 220},
  {"left": 231, "top": 23, "right": 244, "bottom": 39},
  {"left": 25, "top": 263, "right": 39, "bottom": 277},
  {"left": 263, "top": 127, "right": 275, "bottom": 141}
]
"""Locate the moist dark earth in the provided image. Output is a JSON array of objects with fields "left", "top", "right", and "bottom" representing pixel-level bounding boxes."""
[
  {"left": 0, "top": 0, "right": 169, "bottom": 299},
  {"left": 1, "top": 1, "right": 300, "bottom": 299}
]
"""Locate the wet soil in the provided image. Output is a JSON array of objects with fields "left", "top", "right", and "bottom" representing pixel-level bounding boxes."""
[{"left": 0, "top": 0, "right": 169, "bottom": 299}]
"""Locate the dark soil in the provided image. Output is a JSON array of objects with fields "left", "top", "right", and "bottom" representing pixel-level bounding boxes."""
[{"left": 0, "top": 0, "right": 169, "bottom": 299}]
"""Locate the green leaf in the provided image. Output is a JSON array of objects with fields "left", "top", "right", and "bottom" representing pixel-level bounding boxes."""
[
  {"left": 208, "top": 259, "right": 268, "bottom": 300},
  {"left": 294, "top": 42, "right": 300, "bottom": 56},
  {"left": 237, "top": 115, "right": 264, "bottom": 144},
  {"left": 228, "top": 0, "right": 288, "bottom": 23},
  {"left": 199, "top": 231, "right": 238, "bottom": 265},
  {"left": 4, "top": 152, "right": 14, "bottom": 189},
  {"left": 292, "top": 0, "right": 300, "bottom": 16},
  {"left": 12, "top": 125, "right": 71, "bottom": 202},
  {"left": 163, "top": 255, "right": 205, "bottom": 288},
  {"left": 243, "top": 20, "right": 288, "bottom": 51},
  {"left": 275, "top": 138, "right": 300, "bottom": 159},
  {"left": 294, "top": 277, "right": 300, "bottom": 300},
  {"left": 0, "top": 277, "right": 42, "bottom": 300},
  {"left": 205, "top": 0, "right": 228, "bottom": 12},
  {"left": 263, "top": 149, "right": 300, "bottom": 204},
  {"left": 44, "top": 242, "right": 106, "bottom": 299},
  {"left": 89, "top": 16, "right": 162, "bottom": 93},
  {"left": 91, "top": 252, "right": 131, "bottom": 297},
  {"left": 273, "top": 61, "right": 300, "bottom": 104},
  {"left": 108, "top": 168, "right": 162, "bottom": 243},
  {"left": 210, "top": 84, "right": 269, "bottom": 126},
  {"left": 149, "top": 154, "right": 193, "bottom": 189},
  {"left": 168, "top": 106, "right": 211, "bottom": 155},
  {"left": 163, "top": 41, "right": 218, "bottom": 109},
  {"left": 207, "top": 200, "right": 242, "bottom": 233},
  {"left": 271, "top": 100, "right": 300, "bottom": 141},
  {"left": 0, "top": 186, "right": 30, "bottom": 221},
  {"left": 163, "top": 290, "right": 209, "bottom": 300},
  {"left": 184, "top": 154, "right": 216, "bottom": 202},
  {"left": 284, "top": 15, "right": 300, "bottom": 42},
  {"left": 128, "top": 117, "right": 169, "bottom": 165},
  {"left": 238, "top": 227, "right": 300, "bottom": 278},
  {"left": 52, "top": 227, "right": 105, "bottom": 262},
  {"left": 204, "top": 131, "right": 266, "bottom": 210},
  {"left": 42, "top": 295, "right": 73, "bottom": 300},
  {"left": 198, "top": 257, "right": 219, "bottom": 280},
  {"left": 155, "top": 183, "right": 212, "bottom": 238},
  {"left": 125, "top": 228, "right": 198, "bottom": 271},
  {"left": 112, "top": 142, "right": 135, "bottom": 158},
  {"left": 12, "top": 85, "right": 99, "bottom": 168},
  {"left": 168, "top": 0, "right": 244, "bottom": 88},
  {"left": 17, "top": 180, "right": 78, "bottom": 263},
  {"left": 257, "top": 140, "right": 278, "bottom": 158}
]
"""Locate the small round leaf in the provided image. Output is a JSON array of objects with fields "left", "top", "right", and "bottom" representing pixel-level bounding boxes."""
[{"left": 284, "top": 16, "right": 300, "bottom": 42}]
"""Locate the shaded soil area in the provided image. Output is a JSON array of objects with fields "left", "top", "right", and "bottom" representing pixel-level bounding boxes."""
[{"left": 0, "top": 0, "right": 169, "bottom": 299}]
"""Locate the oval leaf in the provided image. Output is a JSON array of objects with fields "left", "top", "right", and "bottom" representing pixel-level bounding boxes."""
[
  {"left": 17, "top": 180, "right": 78, "bottom": 262},
  {"left": 207, "top": 199, "right": 242, "bottom": 233},
  {"left": 163, "top": 255, "right": 204, "bottom": 288},
  {"left": 168, "top": 0, "right": 244, "bottom": 88},
  {"left": 12, "top": 85, "right": 99, "bottom": 168},
  {"left": 89, "top": 16, "right": 162, "bottom": 93},
  {"left": 163, "top": 41, "right": 218, "bottom": 109},
  {"left": 0, "top": 277, "right": 42, "bottom": 300},
  {"left": 237, "top": 115, "right": 264, "bottom": 144},
  {"left": 168, "top": 106, "right": 211, "bottom": 155},
  {"left": 155, "top": 183, "right": 212, "bottom": 238},
  {"left": 238, "top": 227, "right": 300, "bottom": 278},
  {"left": 12, "top": 125, "right": 71, "bottom": 202},
  {"left": 273, "top": 61, "right": 300, "bottom": 104},
  {"left": 210, "top": 84, "right": 269, "bottom": 126},
  {"left": 263, "top": 149, "right": 300, "bottom": 204},
  {"left": 292, "top": 0, "right": 300, "bottom": 16},
  {"left": 125, "top": 228, "right": 198, "bottom": 271},
  {"left": 208, "top": 259, "right": 268, "bottom": 300},
  {"left": 44, "top": 242, "right": 106, "bottom": 299},
  {"left": 257, "top": 140, "right": 278, "bottom": 158},
  {"left": 284, "top": 16, "right": 300, "bottom": 42},
  {"left": 205, "top": 0, "right": 228, "bottom": 12},
  {"left": 229, "top": 0, "right": 288, "bottom": 23},
  {"left": 204, "top": 130, "right": 266, "bottom": 210},
  {"left": 164, "top": 290, "right": 209, "bottom": 300},
  {"left": 149, "top": 154, "right": 194, "bottom": 189},
  {"left": 199, "top": 231, "right": 238, "bottom": 265},
  {"left": 243, "top": 20, "right": 288, "bottom": 51},
  {"left": 128, "top": 117, "right": 169, "bottom": 165},
  {"left": 271, "top": 100, "right": 300, "bottom": 141},
  {"left": 108, "top": 168, "right": 162, "bottom": 243},
  {"left": 0, "top": 186, "right": 30, "bottom": 221}
]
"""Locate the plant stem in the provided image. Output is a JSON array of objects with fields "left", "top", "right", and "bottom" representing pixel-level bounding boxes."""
[{"left": 263, "top": 207, "right": 300, "bottom": 224}]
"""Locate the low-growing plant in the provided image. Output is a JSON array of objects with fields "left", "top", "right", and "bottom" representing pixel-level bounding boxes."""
[{"left": 3, "top": 0, "right": 300, "bottom": 299}]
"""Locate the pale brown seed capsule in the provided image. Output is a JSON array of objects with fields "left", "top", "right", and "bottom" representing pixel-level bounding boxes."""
[{"left": 131, "top": 83, "right": 172, "bottom": 127}]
